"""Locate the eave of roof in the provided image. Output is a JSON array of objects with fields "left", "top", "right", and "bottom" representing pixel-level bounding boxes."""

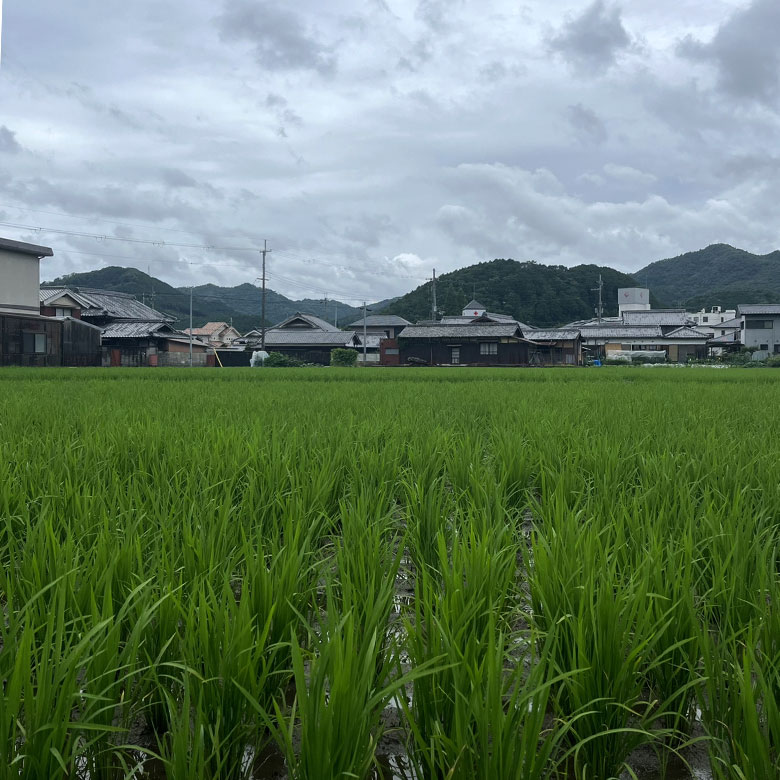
[{"left": 0, "top": 236, "right": 54, "bottom": 258}]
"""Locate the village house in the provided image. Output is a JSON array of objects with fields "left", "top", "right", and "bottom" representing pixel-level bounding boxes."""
[
  {"left": 40, "top": 285, "right": 208, "bottom": 366},
  {"left": 238, "top": 312, "right": 362, "bottom": 365},
  {"left": 736, "top": 304, "right": 780, "bottom": 357},
  {"left": 183, "top": 321, "right": 241, "bottom": 348},
  {"left": 393, "top": 299, "right": 582, "bottom": 366},
  {"left": 0, "top": 238, "right": 101, "bottom": 367}
]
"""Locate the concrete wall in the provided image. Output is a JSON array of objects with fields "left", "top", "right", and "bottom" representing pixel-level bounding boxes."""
[{"left": 0, "top": 249, "right": 40, "bottom": 315}]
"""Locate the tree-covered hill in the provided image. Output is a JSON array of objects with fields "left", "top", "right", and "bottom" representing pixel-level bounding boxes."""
[
  {"left": 44, "top": 267, "right": 375, "bottom": 333},
  {"left": 379, "top": 259, "right": 657, "bottom": 327},
  {"left": 637, "top": 244, "right": 780, "bottom": 309}
]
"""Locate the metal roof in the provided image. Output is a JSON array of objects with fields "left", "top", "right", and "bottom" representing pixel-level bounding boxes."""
[
  {"left": 398, "top": 323, "right": 521, "bottom": 339},
  {"left": 101, "top": 321, "right": 178, "bottom": 339},
  {"left": 263, "top": 330, "right": 359, "bottom": 346},
  {"left": 347, "top": 314, "right": 411, "bottom": 327},
  {"left": 622, "top": 310, "right": 692, "bottom": 326},
  {"left": 525, "top": 329, "right": 581, "bottom": 341},
  {"left": 0, "top": 236, "right": 53, "bottom": 258},
  {"left": 39, "top": 286, "right": 174, "bottom": 322},
  {"left": 737, "top": 304, "right": 780, "bottom": 315},
  {"left": 464, "top": 299, "right": 485, "bottom": 310}
]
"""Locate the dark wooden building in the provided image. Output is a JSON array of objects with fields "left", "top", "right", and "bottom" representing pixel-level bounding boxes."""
[
  {"left": 397, "top": 323, "right": 530, "bottom": 366},
  {"left": 0, "top": 313, "right": 101, "bottom": 367}
]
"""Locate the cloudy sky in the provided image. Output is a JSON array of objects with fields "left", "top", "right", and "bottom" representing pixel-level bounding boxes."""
[{"left": 1, "top": 1, "right": 779, "bottom": 302}]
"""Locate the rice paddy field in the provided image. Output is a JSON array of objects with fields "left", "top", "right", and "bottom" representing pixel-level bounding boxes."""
[{"left": 1, "top": 367, "right": 778, "bottom": 780}]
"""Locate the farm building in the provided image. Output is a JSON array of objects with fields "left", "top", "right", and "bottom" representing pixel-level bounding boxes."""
[{"left": 239, "top": 313, "right": 362, "bottom": 365}]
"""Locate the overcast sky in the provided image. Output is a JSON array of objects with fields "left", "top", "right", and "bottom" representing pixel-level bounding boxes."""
[{"left": 1, "top": 0, "right": 778, "bottom": 302}]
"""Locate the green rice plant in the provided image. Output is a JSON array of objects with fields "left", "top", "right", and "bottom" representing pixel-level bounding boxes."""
[
  {"left": 700, "top": 621, "right": 780, "bottom": 779},
  {"left": 173, "top": 579, "right": 277, "bottom": 779},
  {"left": 243, "top": 589, "right": 421, "bottom": 780},
  {"left": 402, "top": 526, "right": 520, "bottom": 777},
  {"left": 401, "top": 474, "right": 453, "bottom": 576}
]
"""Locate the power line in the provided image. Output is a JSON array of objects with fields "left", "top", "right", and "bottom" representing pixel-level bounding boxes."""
[{"left": 0, "top": 219, "right": 261, "bottom": 252}]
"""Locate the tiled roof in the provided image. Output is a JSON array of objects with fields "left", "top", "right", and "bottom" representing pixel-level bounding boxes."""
[
  {"left": 40, "top": 286, "right": 173, "bottom": 322},
  {"left": 101, "top": 321, "right": 177, "bottom": 339},
  {"left": 464, "top": 299, "right": 485, "bottom": 309},
  {"left": 623, "top": 310, "right": 692, "bottom": 326},
  {"left": 398, "top": 323, "right": 521, "bottom": 339},
  {"left": 580, "top": 326, "right": 663, "bottom": 339},
  {"left": 272, "top": 312, "right": 340, "bottom": 331},
  {"left": 263, "top": 330, "right": 360, "bottom": 346},
  {"left": 347, "top": 314, "right": 411, "bottom": 327},
  {"left": 186, "top": 321, "right": 231, "bottom": 336},
  {"left": 525, "top": 329, "right": 581, "bottom": 341},
  {"left": 737, "top": 304, "right": 780, "bottom": 315},
  {"left": 663, "top": 326, "right": 710, "bottom": 339}
]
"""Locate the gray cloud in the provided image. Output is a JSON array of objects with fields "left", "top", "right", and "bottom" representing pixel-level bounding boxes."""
[
  {"left": 1, "top": 0, "right": 779, "bottom": 302},
  {"left": 218, "top": 1, "right": 336, "bottom": 75},
  {"left": 567, "top": 103, "right": 608, "bottom": 144},
  {"left": 0, "top": 126, "right": 22, "bottom": 154},
  {"left": 677, "top": 0, "right": 780, "bottom": 106},
  {"left": 549, "top": 1, "right": 631, "bottom": 75}
]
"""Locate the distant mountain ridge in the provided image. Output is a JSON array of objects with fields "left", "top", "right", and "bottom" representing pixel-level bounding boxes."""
[
  {"left": 637, "top": 244, "right": 780, "bottom": 310},
  {"left": 46, "top": 244, "right": 780, "bottom": 334},
  {"left": 382, "top": 259, "right": 658, "bottom": 327},
  {"left": 44, "top": 267, "right": 384, "bottom": 333}
]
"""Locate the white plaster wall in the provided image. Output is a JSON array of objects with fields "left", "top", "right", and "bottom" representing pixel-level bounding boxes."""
[{"left": 0, "top": 249, "right": 40, "bottom": 314}]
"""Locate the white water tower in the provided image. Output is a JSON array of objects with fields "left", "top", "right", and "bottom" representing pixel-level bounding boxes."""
[{"left": 618, "top": 288, "right": 650, "bottom": 315}]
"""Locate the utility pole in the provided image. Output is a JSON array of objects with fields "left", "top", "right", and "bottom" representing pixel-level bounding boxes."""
[
  {"left": 362, "top": 301, "right": 368, "bottom": 364},
  {"left": 334, "top": 300, "right": 338, "bottom": 328},
  {"left": 427, "top": 268, "right": 437, "bottom": 320},
  {"left": 260, "top": 239, "right": 271, "bottom": 351},
  {"left": 189, "top": 284, "right": 193, "bottom": 367},
  {"left": 592, "top": 274, "right": 604, "bottom": 323}
]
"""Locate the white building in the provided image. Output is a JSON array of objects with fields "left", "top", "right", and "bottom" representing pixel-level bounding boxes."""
[
  {"left": 0, "top": 237, "right": 54, "bottom": 315},
  {"left": 737, "top": 304, "right": 780, "bottom": 356},
  {"left": 618, "top": 288, "right": 650, "bottom": 315},
  {"left": 688, "top": 306, "right": 737, "bottom": 330}
]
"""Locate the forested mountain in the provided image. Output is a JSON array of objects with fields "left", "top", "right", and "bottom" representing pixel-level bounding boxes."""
[
  {"left": 380, "top": 259, "right": 657, "bottom": 327},
  {"left": 44, "top": 266, "right": 373, "bottom": 333},
  {"left": 637, "top": 244, "right": 780, "bottom": 309}
]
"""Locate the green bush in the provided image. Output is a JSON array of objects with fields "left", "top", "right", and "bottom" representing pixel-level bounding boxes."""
[
  {"left": 330, "top": 348, "right": 358, "bottom": 367},
  {"left": 264, "top": 352, "right": 303, "bottom": 367},
  {"left": 765, "top": 356, "right": 780, "bottom": 368}
]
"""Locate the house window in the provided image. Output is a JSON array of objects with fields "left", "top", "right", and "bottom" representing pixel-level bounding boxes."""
[
  {"left": 746, "top": 319, "right": 774, "bottom": 329},
  {"left": 22, "top": 332, "right": 47, "bottom": 354},
  {"left": 775, "top": 345, "right": 780, "bottom": 354},
  {"left": 702, "top": 316, "right": 708, "bottom": 323},
  {"left": 55, "top": 307, "right": 72, "bottom": 317},
  {"left": 451, "top": 347, "right": 460, "bottom": 364},
  {"left": 721, "top": 330, "right": 725, "bottom": 336},
  {"left": 760, "top": 344, "right": 769, "bottom": 351},
  {"left": 479, "top": 342, "right": 498, "bottom": 356}
]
